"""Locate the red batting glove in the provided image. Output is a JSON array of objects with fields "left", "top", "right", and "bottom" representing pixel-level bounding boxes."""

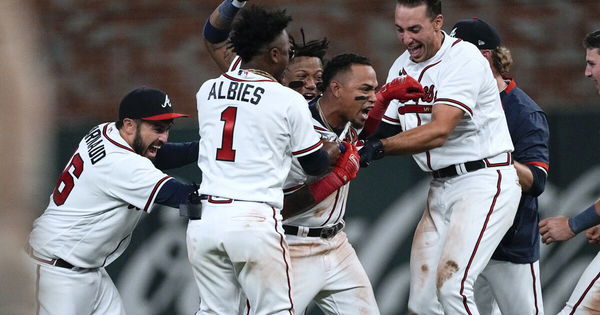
[
  {"left": 376, "top": 75, "right": 425, "bottom": 105},
  {"left": 332, "top": 142, "right": 360, "bottom": 183}
]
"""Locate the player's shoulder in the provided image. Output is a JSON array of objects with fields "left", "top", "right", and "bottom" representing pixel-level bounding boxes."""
[
  {"left": 444, "top": 36, "right": 487, "bottom": 64},
  {"left": 502, "top": 80, "right": 545, "bottom": 114},
  {"left": 387, "top": 53, "right": 411, "bottom": 80}
]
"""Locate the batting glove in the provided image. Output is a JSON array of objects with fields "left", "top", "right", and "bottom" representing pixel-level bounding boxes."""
[
  {"left": 332, "top": 142, "right": 360, "bottom": 183},
  {"left": 359, "top": 139, "right": 385, "bottom": 167},
  {"left": 376, "top": 75, "right": 425, "bottom": 105}
]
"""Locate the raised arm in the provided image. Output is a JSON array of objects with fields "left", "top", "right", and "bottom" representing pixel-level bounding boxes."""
[{"left": 202, "top": 0, "right": 247, "bottom": 72}]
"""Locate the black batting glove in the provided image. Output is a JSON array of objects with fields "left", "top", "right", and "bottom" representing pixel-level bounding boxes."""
[{"left": 359, "top": 139, "right": 385, "bottom": 167}]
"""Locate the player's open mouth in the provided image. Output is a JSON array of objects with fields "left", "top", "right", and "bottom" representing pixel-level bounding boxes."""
[
  {"left": 148, "top": 145, "right": 161, "bottom": 154},
  {"left": 302, "top": 93, "right": 316, "bottom": 101},
  {"left": 408, "top": 44, "right": 423, "bottom": 60},
  {"left": 360, "top": 108, "right": 371, "bottom": 121}
]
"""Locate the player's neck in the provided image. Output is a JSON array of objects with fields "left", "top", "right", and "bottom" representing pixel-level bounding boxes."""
[
  {"left": 495, "top": 74, "right": 508, "bottom": 92},
  {"left": 317, "top": 95, "right": 345, "bottom": 130}
]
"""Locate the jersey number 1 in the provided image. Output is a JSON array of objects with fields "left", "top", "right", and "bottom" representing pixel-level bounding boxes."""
[
  {"left": 53, "top": 153, "right": 84, "bottom": 206},
  {"left": 216, "top": 106, "right": 237, "bottom": 162}
]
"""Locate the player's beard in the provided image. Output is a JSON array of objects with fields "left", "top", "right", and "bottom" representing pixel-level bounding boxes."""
[{"left": 132, "top": 127, "right": 150, "bottom": 159}]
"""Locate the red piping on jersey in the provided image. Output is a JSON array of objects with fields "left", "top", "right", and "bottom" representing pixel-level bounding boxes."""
[
  {"left": 283, "top": 184, "right": 303, "bottom": 194},
  {"left": 103, "top": 124, "right": 134, "bottom": 152},
  {"left": 334, "top": 193, "right": 346, "bottom": 224},
  {"left": 524, "top": 161, "right": 549, "bottom": 173},
  {"left": 229, "top": 57, "right": 242, "bottom": 72},
  {"left": 383, "top": 114, "right": 400, "bottom": 124},
  {"left": 143, "top": 176, "right": 172, "bottom": 211},
  {"left": 530, "top": 263, "right": 539, "bottom": 315},
  {"left": 504, "top": 78, "right": 517, "bottom": 94},
  {"left": 484, "top": 152, "right": 512, "bottom": 167},
  {"left": 459, "top": 170, "right": 503, "bottom": 314},
  {"left": 103, "top": 235, "right": 129, "bottom": 267},
  {"left": 292, "top": 140, "right": 323, "bottom": 156},
  {"left": 245, "top": 299, "right": 250, "bottom": 315},
  {"left": 314, "top": 125, "right": 328, "bottom": 132},
  {"left": 418, "top": 60, "right": 442, "bottom": 82},
  {"left": 321, "top": 189, "right": 342, "bottom": 226},
  {"left": 207, "top": 196, "right": 234, "bottom": 204},
  {"left": 570, "top": 270, "right": 600, "bottom": 314},
  {"left": 451, "top": 39, "right": 462, "bottom": 47},
  {"left": 435, "top": 98, "right": 474, "bottom": 116},
  {"left": 222, "top": 73, "right": 275, "bottom": 83},
  {"left": 271, "top": 207, "right": 294, "bottom": 314},
  {"left": 399, "top": 105, "right": 433, "bottom": 115}
]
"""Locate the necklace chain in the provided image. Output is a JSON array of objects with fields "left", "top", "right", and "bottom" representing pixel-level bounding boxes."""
[
  {"left": 246, "top": 69, "right": 277, "bottom": 81},
  {"left": 316, "top": 100, "right": 335, "bottom": 133}
]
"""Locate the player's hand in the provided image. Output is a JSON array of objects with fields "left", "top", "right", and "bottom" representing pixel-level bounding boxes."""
[
  {"left": 358, "top": 139, "right": 384, "bottom": 167},
  {"left": 586, "top": 225, "right": 600, "bottom": 245},
  {"left": 332, "top": 142, "right": 360, "bottom": 183},
  {"left": 321, "top": 140, "right": 342, "bottom": 166},
  {"left": 539, "top": 216, "right": 576, "bottom": 244},
  {"left": 376, "top": 75, "right": 425, "bottom": 105}
]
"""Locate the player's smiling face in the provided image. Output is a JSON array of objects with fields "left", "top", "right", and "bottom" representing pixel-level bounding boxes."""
[
  {"left": 394, "top": 3, "right": 443, "bottom": 63},
  {"left": 585, "top": 48, "right": 600, "bottom": 95},
  {"left": 337, "top": 64, "right": 378, "bottom": 129},
  {"left": 282, "top": 56, "right": 323, "bottom": 101},
  {"left": 132, "top": 120, "right": 172, "bottom": 160}
]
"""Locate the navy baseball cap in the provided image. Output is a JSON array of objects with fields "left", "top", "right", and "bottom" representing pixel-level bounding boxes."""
[
  {"left": 118, "top": 87, "right": 188, "bottom": 121},
  {"left": 450, "top": 17, "right": 501, "bottom": 50}
]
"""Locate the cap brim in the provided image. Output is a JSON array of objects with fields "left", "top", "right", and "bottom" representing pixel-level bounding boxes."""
[{"left": 142, "top": 113, "right": 189, "bottom": 121}]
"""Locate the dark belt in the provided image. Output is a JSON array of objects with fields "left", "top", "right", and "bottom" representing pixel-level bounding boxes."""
[
  {"left": 283, "top": 221, "right": 345, "bottom": 239},
  {"left": 431, "top": 160, "right": 487, "bottom": 179},
  {"left": 28, "top": 247, "right": 75, "bottom": 269}
]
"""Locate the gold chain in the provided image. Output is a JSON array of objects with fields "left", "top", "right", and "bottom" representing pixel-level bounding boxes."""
[
  {"left": 316, "top": 100, "right": 335, "bottom": 133},
  {"left": 246, "top": 69, "right": 277, "bottom": 81}
]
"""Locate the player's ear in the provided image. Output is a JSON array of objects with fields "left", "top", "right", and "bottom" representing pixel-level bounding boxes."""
[
  {"left": 269, "top": 47, "right": 281, "bottom": 64},
  {"left": 122, "top": 118, "right": 137, "bottom": 134},
  {"left": 330, "top": 80, "right": 342, "bottom": 98},
  {"left": 432, "top": 14, "right": 443, "bottom": 32}
]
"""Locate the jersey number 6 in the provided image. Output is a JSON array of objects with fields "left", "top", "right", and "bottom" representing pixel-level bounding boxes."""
[
  {"left": 216, "top": 106, "right": 237, "bottom": 162},
  {"left": 53, "top": 153, "right": 84, "bottom": 206}
]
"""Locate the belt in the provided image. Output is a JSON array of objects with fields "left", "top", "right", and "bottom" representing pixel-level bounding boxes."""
[
  {"left": 283, "top": 221, "right": 345, "bottom": 239},
  {"left": 27, "top": 247, "right": 75, "bottom": 269},
  {"left": 430, "top": 154, "right": 513, "bottom": 179}
]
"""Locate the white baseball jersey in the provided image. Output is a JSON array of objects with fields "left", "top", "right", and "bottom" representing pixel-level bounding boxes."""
[
  {"left": 196, "top": 69, "right": 322, "bottom": 209},
  {"left": 558, "top": 251, "right": 600, "bottom": 314},
  {"left": 29, "top": 122, "right": 171, "bottom": 269},
  {"left": 383, "top": 31, "right": 514, "bottom": 171}
]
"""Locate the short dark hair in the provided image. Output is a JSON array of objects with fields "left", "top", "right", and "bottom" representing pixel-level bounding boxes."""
[
  {"left": 228, "top": 5, "right": 292, "bottom": 62},
  {"left": 583, "top": 30, "right": 600, "bottom": 50},
  {"left": 289, "top": 30, "right": 329, "bottom": 63},
  {"left": 396, "top": 0, "right": 442, "bottom": 18},
  {"left": 321, "top": 53, "right": 372, "bottom": 90}
]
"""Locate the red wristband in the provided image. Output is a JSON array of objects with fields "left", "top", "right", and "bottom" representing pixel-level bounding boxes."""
[{"left": 307, "top": 172, "right": 345, "bottom": 203}]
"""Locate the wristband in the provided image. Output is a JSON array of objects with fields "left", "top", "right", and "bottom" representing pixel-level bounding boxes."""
[
  {"left": 218, "top": 0, "right": 243, "bottom": 20},
  {"left": 308, "top": 172, "right": 345, "bottom": 203},
  {"left": 203, "top": 20, "right": 230, "bottom": 44},
  {"left": 568, "top": 204, "right": 600, "bottom": 234}
]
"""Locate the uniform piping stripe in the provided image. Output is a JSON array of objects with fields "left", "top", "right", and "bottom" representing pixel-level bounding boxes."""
[
  {"left": 245, "top": 299, "right": 250, "bottom": 315},
  {"left": 143, "top": 176, "right": 172, "bottom": 211},
  {"left": 271, "top": 207, "right": 294, "bottom": 313},
  {"left": 334, "top": 191, "right": 346, "bottom": 224},
  {"left": 484, "top": 152, "right": 512, "bottom": 167},
  {"left": 399, "top": 105, "right": 433, "bottom": 114},
  {"left": 314, "top": 125, "right": 328, "bottom": 132},
  {"left": 103, "top": 235, "right": 129, "bottom": 267},
  {"left": 383, "top": 114, "right": 400, "bottom": 123},
  {"left": 283, "top": 184, "right": 303, "bottom": 194},
  {"left": 321, "top": 189, "right": 342, "bottom": 226},
  {"left": 451, "top": 39, "right": 462, "bottom": 47},
  {"left": 436, "top": 98, "right": 474, "bottom": 116},
  {"left": 418, "top": 60, "right": 442, "bottom": 82},
  {"left": 35, "top": 265, "right": 41, "bottom": 315},
  {"left": 103, "top": 124, "right": 134, "bottom": 152},
  {"left": 504, "top": 79, "right": 517, "bottom": 94},
  {"left": 459, "top": 170, "right": 503, "bottom": 314},
  {"left": 569, "top": 270, "right": 600, "bottom": 314},
  {"left": 530, "top": 263, "right": 539, "bottom": 315},
  {"left": 229, "top": 56, "right": 242, "bottom": 72},
  {"left": 292, "top": 140, "right": 323, "bottom": 156},
  {"left": 222, "top": 73, "right": 275, "bottom": 83},
  {"left": 524, "top": 161, "right": 549, "bottom": 173}
]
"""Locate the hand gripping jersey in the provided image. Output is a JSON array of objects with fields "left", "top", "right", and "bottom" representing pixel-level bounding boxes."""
[
  {"left": 29, "top": 122, "right": 172, "bottom": 268},
  {"left": 195, "top": 69, "right": 322, "bottom": 209},
  {"left": 383, "top": 32, "right": 514, "bottom": 171}
]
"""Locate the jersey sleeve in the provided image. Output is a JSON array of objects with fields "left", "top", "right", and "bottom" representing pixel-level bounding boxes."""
[
  {"left": 434, "top": 57, "right": 483, "bottom": 117},
  {"left": 382, "top": 100, "right": 401, "bottom": 125},
  {"left": 512, "top": 111, "right": 550, "bottom": 174},
  {"left": 107, "top": 155, "right": 172, "bottom": 213},
  {"left": 288, "top": 97, "right": 323, "bottom": 157}
]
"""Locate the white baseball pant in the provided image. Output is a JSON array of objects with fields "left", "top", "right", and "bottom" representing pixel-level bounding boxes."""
[
  {"left": 558, "top": 251, "right": 600, "bottom": 315},
  {"left": 408, "top": 166, "right": 521, "bottom": 315},
  {"left": 186, "top": 199, "right": 294, "bottom": 315},
  {"left": 475, "top": 259, "right": 544, "bottom": 315}
]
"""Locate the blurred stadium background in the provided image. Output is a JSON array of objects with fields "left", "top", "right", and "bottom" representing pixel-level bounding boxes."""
[{"left": 3, "top": 0, "right": 600, "bottom": 314}]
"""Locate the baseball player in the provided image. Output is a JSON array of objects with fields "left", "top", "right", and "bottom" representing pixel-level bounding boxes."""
[
  {"left": 359, "top": 0, "right": 522, "bottom": 314},
  {"left": 451, "top": 18, "right": 550, "bottom": 315},
  {"left": 201, "top": 0, "right": 328, "bottom": 102},
  {"left": 538, "top": 29, "right": 600, "bottom": 315},
  {"left": 187, "top": 5, "right": 346, "bottom": 314},
  {"left": 27, "top": 87, "right": 198, "bottom": 315}
]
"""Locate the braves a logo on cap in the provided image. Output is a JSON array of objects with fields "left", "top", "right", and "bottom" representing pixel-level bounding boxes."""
[
  {"left": 477, "top": 40, "right": 485, "bottom": 46},
  {"left": 450, "top": 27, "right": 457, "bottom": 37},
  {"left": 162, "top": 95, "right": 172, "bottom": 108}
]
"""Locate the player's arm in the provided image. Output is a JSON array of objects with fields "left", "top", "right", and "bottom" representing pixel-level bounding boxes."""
[
  {"left": 153, "top": 141, "right": 199, "bottom": 170},
  {"left": 512, "top": 111, "right": 550, "bottom": 195},
  {"left": 296, "top": 141, "right": 341, "bottom": 176},
  {"left": 203, "top": 0, "right": 246, "bottom": 72},
  {"left": 539, "top": 199, "right": 600, "bottom": 244},
  {"left": 282, "top": 143, "right": 359, "bottom": 219},
  {"left": 154, "top": 178, "right": 196, "bottom": 208}
]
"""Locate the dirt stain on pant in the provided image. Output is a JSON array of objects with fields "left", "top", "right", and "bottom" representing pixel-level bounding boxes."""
[{"left": 436, "top": 260, "right": 459, "bottom": 289}]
